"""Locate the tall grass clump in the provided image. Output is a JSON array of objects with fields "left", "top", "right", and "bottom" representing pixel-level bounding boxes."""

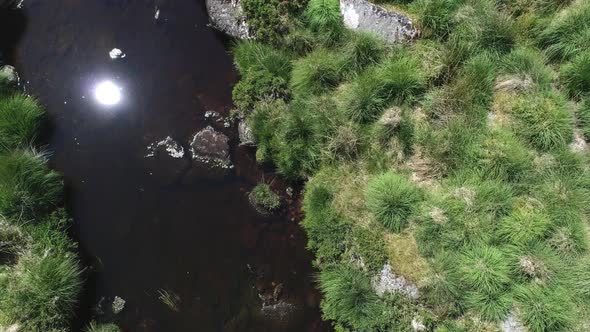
[
  {"left": 345, "top": 54, "right": 425, "bottom": 123},
  {"left": 452, "top": 0, "right": 516, "bottom": 54},
  {"left": 317, "top": 264, "right": 379, "bottom": 328},
  {"left": 340, "top": 32, "right": 386, "bottom": 76},
  {"left": 457, "top": 245, "right": 512, "bottom": 320},
  {"left": 540, "top": 0, "right": 590, "bottom": 61},
  {"left": 514, "top": 284, "right": 575, "bottom": 331},
  {"left": 500, "top": 47, "right": 553, "bottom": 89},
  {"left": 497, "top": 204, "right": 551, "bottom": 246},
  {"left": 0, "top": 252, "right": 83, "bottom": 331},
  {"left": 0, "top": 149, "right": 62, "bottom": 222},
  {"left": 232, "top": 41, "right": 292, "bottom": 79},
  {"left": 510, "top": 91, "right": 573, "bottom": 150},
  {"left": 409, "top": 0, "right": 460, "bottom": 40},
  {"left": 366, "top": 171, "right": 422, "bottom": 232},
  {"left": 232, "top": 41, "right": 292, "bottom": 110},
  {"left": 85, "top": 322, "right": 121, "bottom": 332},
  {"left": 474, "top": 129, "right": 532, "bottom": 183},
  {"left": 291, "top": 48, "right": 342, "bottom": 96},
  {"left": 305, "top": 0, "right": 344, "bottom": 44},
  {"left": 579, "top": 99, "right": 590, "bottom": 140},
  {"left": 560, "top": 50, "right": 590, "bottom": 98},
  {"left": 302, "top": 177, "right": 351, "bottom": 265},
  {"left": 0, "top": 94, "right": 44, "bottom": 151}
]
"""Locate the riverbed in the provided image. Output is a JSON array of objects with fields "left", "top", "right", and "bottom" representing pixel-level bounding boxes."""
[{"left": 0, "top": 0, "right": 328, "bottom": 331}]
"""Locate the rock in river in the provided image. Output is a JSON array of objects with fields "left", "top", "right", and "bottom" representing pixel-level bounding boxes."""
[
  {"left": 205, "top": 0, "right": 250, "bottom": 39},
  {"left": 340, "top": 0, "right": 418, "bottom": 43},
  {"left": 190, "top": 126, "right": 232, "bottom": 168}
]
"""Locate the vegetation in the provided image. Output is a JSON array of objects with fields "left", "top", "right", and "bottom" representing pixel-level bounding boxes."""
[
  {"left": 234, "top": 0, "right": 590, "bottom": 329},
  {"left": 248, "top": 182, "right": 281, "bottom": 212},
  {"left": 0, "top": 45, "right": 83, "bottom": 331},
  {"left": 85, "top": 322, "right": 121, "bottom": 332}
]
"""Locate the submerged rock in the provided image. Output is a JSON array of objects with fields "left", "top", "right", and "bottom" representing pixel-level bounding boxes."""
[
  {"left": 0, "top": 65, "right": 19, "bottom": 85},
  {"left": 373, "top": 263, "right": 419, "bottom": 299},
  {"left": 340, "top": 0, "right": 418, "bottom": 43},
  {"left": 145, "top": 136, "right": 185, "bottom": 159},
  {"left": 205, "top": 0, "right": 250, "bottom": 39},
  {"left": 190, "top": 126, "right": 232, "bottom": 168}
]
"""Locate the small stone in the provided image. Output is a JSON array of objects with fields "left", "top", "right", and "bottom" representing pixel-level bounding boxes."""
[
  {"left": 0, "top": 65, "right": 19, "bottom": 85},
  {"left": 112, "top": 296, "right": 126, "bottom": 314},
  {"left": 429, "top": 207, "right": 447, "bottom": 225},
  {"left": 412, "top": 317, "right": 426, "bottom": 332},
  {"left": 494, "top": 76, "right": 534, "bottom": 92}
]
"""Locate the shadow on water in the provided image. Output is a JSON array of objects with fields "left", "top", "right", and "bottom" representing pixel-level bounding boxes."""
[{"left": 3, "top": 0, "right": 331, "bottom": 331}]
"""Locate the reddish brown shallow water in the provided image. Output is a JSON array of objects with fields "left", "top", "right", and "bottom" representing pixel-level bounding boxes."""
[{"left": 0, "top": 1, "right": 330, "bottom": 331}]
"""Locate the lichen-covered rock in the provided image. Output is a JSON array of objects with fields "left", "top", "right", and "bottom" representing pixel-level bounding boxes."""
[
  {"left": 570, "top": 129, "right": 588, "bottom": 153},
  {"left": 205, "top": 0, "right": 250, "bottom": 39},
  {"left": 372, "top": 263, "right": 419, "bottom": 299},
  {"left": 145, "top": 136, "right": 185, "bottom": 159},
  {"left": 238, "top": 120, "right": 255, "bottom": 146},
  {"left": 340, "top": 0, "right": 418, "bottom": 43},
  {"left": 190, "top": 126, "right": 232, "bottom": 168},
  {"left": 500, "top": 311, "right": 527, "bottom": 332},
  {"left": 0, "top": 65, "right": 19, "bottom": 85}
]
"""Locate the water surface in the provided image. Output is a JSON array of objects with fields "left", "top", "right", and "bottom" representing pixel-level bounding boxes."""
[{"left": 1, "top": 1, "right": 328, "bottom": 331}]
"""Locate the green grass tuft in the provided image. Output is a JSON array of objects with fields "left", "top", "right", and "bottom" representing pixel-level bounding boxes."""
[
  {"left": 340, "top": 32, "right": 386, "bottom": 76},
  {"left": 305, "top": 0, "right": 344, "bottom": 44},
  {"left": 560, "top": 50, "right": 590, "bottom": 98},
  {"left": 291, "top": 48, "right": 342, "bottom": 96},
  {"left": 317, "top": 264, "right": 379, "bottom": 328},
  {"left": 0, "top": 251, "right": 83, "bottom": 331},
  {"left": 366, "top": 171, "right": 422, "bottom": 232},
  {"left": 232, "top": 41, "right": 292, "bottom": 80},
  {"left": 540, "top": 0, "right": 590, "bottom": 61},
  {"left": 497, "top": 204, "right": 551, "bottom": 247},
  {"left": 510, "top": 90, "right": 573, "bottom": 151},
  {"left": 500, "top": 47, "right": 553, "bottom": 89},
  {"left": 0, "top": 149, "right": 62, "bottom": 222},
  {"left": 249, "top": 183, "right": 281, "bottom": 212},
  {"left": 514, "top": 284, "right": 575, "bottom": 332},
  {"left": 0, "top": 94, "right": 44, "bottom": 151},
  {"left": 458, "top": 245, "right": 511, "bottom": 294}
]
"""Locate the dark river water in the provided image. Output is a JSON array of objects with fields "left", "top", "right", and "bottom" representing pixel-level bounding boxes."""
[{"left": 0, "top": 1, "right": 329, "bottom": 331}]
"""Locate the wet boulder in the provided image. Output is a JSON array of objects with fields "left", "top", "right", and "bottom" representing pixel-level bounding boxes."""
[
  {"left": 190, "top": 126, "right": 232, "bottom": 168},
  {"left": 0, "top": 65, "right": 20, "bottom": 92},
  {"left": 340, "top": 0, "right": 418, "bottom": 43},
  {"left": 205, "top": 0, "right": 250, "bottom": 39}
]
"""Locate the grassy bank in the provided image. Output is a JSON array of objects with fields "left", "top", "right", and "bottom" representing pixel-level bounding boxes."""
[
  {"left": 0, "top": 45, "right": 115, "bottom": 332},
  {"left": 235, "top": 0, "right": 590, "bottom": 330}
]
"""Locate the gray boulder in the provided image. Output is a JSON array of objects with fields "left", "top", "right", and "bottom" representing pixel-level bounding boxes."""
[
  {"left": 205, "top": 0, "right": 250, "bottom": 39},
  {"left": 340, "top": 0, "right": 418, "bottom": 43},
  {"left": 190, "top": 126, "right": 232, "bottom": 168}
]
